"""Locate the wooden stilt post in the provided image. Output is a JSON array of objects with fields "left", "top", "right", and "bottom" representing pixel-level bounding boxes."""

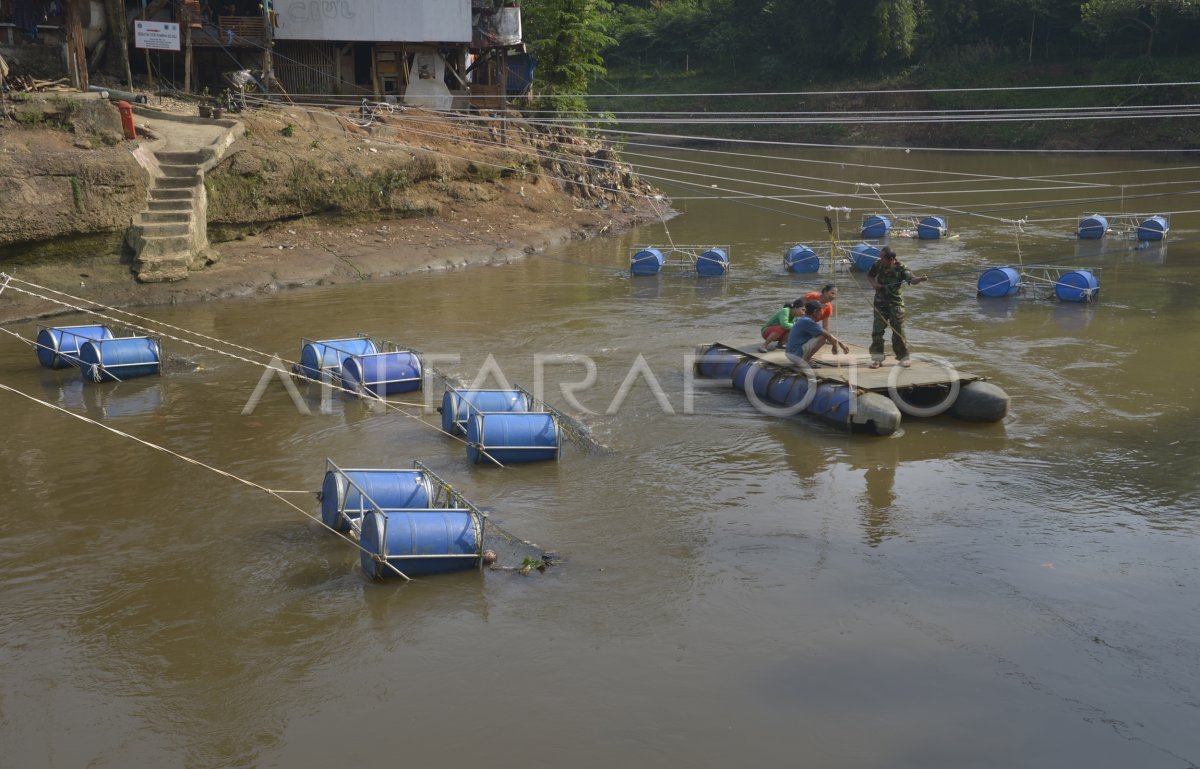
[
  {"left": 183, "top": 17, "right": 192, "bottom": 93},
  {"left": 64, "top": 0, "right": 89, "bottom": 91}
]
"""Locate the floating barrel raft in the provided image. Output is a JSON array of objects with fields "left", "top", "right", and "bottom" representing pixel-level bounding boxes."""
[
  {"left": 696, "top": 248, "right": 729, "bottom": 277},
  {"left": 320, "top": 467, "right": 434, "bottom": 533},
  {"left": 466, "top": 411, "right": 561, "bottom": 466},
  {"left": 295, "top": 336, "right": 379, "bottom": 380},
  {"left": 320, "top": 460, "right": 491, "bottom": 579},
  {"left": 917, "top": 215, "right": 948, "bottom": 240},
  {"left": 318, "top": 460, "right": 552, "bottom": 579},
  {"left": 36, "top": 324, "right": 114, "bottom": 369},
  {"left": 977, "top": 267, "right": 1023, "bottom": 298},
  {"left": 630, "top": 247, "right": 664, "bottom": 276},
  {"left": 850, "top": 242, "right": 881, "bottom": 271},
  {"left": 79, "top": 336, "right": 162, "bottom": 383},
  {"left": 862, "top": 214, "right": 892, "bottom": 239},
  {"left": 340, "top": 350, "right": 422, "bottom": 397},
  {"left": 697, "top": 342, "right": 1009, "bottom": 434},
  {"left": 1054, "top": 269, "right": 1100, "bottom": 302},
  {"left": 630, "top": 245, "right": 731, "bottom": 277},
  {"left": 1077, "top": 214, "right": 1109, "bottom": 239},
  {"left": 440, "top": 387, "right": 531, "bottom": 436},
  {"left": 1137, "top": 215, "right": 1169, "bottom": 241},
  {"left": 785, "top": 244, "right": 820, "bottom": 273},
  {"left": 359, "top": 508, "right": 481, "bottom": 578}
]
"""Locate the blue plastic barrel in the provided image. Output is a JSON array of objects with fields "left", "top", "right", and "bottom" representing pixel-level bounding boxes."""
[
  {"left": 1137, "top": 215, "right": 1168, "bottom": 241},
  {"left": 977, "top": 267, "right": 1022, "bottom": 298},
  {"left": 340, "top": 351, "right": 422, "bottom": 397},
  {"left": 785, "top": 245, "right": 820, "bottom": 273},
  {"left": 630, "top": 248, "right": 664, "bottom": 276},
  {"left": 696, "top": 248, "right": 729, "bottom": 276},
  {"left": 1077, "top": 215, "right": 1108, "bottom": 239},
  {"left": 441, "top": 388, "right": 531, "bottom": 435},
  {"left": 297, "top": 337, "right": 379, "bottom": 380},
  {"left": 730, "top": 358, "right": 755, "bottom": 392},
  {"left": 466, "top": 412, "right": 560, "bottom": 465},
  {"left": 78, "top": 337, "right": 161, "bottom": 382},
  {"left": 862, "top": 214, "right": 891, "bottom": 239},
  {"left": 766, "top": 373, "right": 811, "bottom": 407},
  {"left": 1055, "top": 270, "right": 1100, "bottom": 302},
  {"left": 733, "top": 363, "right": 776, "bottom": 399},
  {"left": 359, "top": 509, "right": 480, "bottom": 578},
  {"left": 850, "top": 243, "right": 880, "bottom": 271},
  {"left": 320, "top": 468, "right": 433, "bottom": 532},
  {"left": 809, "top": 383, "right": 854, "bottom": 423},
  {"left": 36, "top": 325, "right": 114, "bottom": 369},
  {"left": 917, "top": 216, "right": 947, "bottom": 240},
  {"left": 696, "top": 346, "right": 740, "bottom": 379}
]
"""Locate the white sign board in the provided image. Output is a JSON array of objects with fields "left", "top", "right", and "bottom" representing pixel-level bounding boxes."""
[
  {"left": 134, "top": 20, "right": 181, "bottom": 51},
  {"left": 275, "top": 0, "right": 470, "bottom": 43}
]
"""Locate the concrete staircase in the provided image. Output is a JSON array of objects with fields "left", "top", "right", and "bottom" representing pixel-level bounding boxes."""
[{"left": 126, "top": 149, "right": 215, "bottom": 283}]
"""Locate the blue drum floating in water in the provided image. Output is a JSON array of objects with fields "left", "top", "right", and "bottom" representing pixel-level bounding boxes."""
[
  {"left": 1055, "top": 270, "right": 1100, "bottom": 302},
  {"left": 696, "top": 347, "right": 741, "bottom": 379},
  {"left": 785, "top": 245, "right": 819, "bottom": 273},
  {"left": 441, "top": 388, "right": 531, "bottom": 435},
  {"left": 696, "top": 248, "right": 729, "bottom": 276},
  {"left": 977, "top": 267, "right": 1022, "bottom": 298},
  {"left": 862, "top": 215, "right": 892, "bottom": 239},
  {"left": 1137, "top": 215, "right": 1169, "bottom": 241},
  {"left": 767, "top": 372, "right": 812, "bottom": 409},
  {"left": 297, "top": 337, "right": 379, "bottom": 380},
  {"left": 1077, "top": 214, "right": 1108, "bottom": 239},
  {"left": 466, "top": 412, "right": 560, "bottom": 465},
  {"left": 359, "top": 508, "right": 481, "bottom": 578},
  {"left": 340, "top": 351, "right": 422, "bottom": 397},
  {"left": 809, "top": 383, "right": 855, "bottom": 422},
  {"left": 730, "top": 358, "right": 754, "bottom": 392},
  {"left": 850, "top": 243, "right": 880, "bottom": 271},
  {"left": 78, "top": 337, "right": 161, "bottom": 382},
  {"left": 732, "top": 360, "right": 777, "bottom": 400},
  {"left": 630, "top": 248, "right": 664, "bottom": 276},
  {"left": 917, "top": 216, "right": 947, "bottom": 240},
  {"left": 36, "top": 324, "right": 114, "bottom": 369},
  {"left": 320, "top": 468, "right": 433, "bottom": 533}
]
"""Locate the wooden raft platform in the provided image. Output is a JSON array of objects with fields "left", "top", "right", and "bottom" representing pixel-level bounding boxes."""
[{"left": 711, "top": 341, "right": 982, "bottom": 393}]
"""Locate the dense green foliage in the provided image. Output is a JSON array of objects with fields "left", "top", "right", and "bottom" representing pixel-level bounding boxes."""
[
  {"left": 521, "top": 0, "right": 616, "bottom": 112},
  {"left": 603, "top": 0, "right": 1200, "bottom": 79}
]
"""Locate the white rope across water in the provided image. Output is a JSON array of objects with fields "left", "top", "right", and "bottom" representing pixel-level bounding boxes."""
[
  {"left": 234, "top": 100, "right": 1197, "bottom": 235},
  {"left": 0, "top": 275, "right": 507, "bottom": 466},
  {"left": 0, "top": 380, "right": 411, "bottom": 580}
]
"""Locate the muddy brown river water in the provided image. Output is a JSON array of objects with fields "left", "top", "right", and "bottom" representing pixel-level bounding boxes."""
[{"left": 2, "top": 146, "right": 1198, "bottom": 768}]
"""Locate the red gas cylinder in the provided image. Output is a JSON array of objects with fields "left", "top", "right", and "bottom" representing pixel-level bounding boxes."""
[{"left": 117, "top": 101, "right": 137, "bottom": 140}]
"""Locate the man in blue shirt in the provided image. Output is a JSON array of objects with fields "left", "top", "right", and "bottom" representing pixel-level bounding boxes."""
[{"left": 785, "top": 301, "right": 850, "bottom": 365}]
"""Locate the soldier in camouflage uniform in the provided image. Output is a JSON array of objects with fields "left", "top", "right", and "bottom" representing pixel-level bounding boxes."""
[{"left": 866, "top": 246, "right": 928, "bottom": 368}]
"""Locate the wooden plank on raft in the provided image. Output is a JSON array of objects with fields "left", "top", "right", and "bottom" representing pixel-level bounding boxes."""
[{"left": 712, "top": 341, "right": 980, "bottom": 391}]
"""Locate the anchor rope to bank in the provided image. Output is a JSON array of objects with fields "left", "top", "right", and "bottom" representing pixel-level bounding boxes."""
[
  {"left": 256, "top": 99, "right": 676, "bottom": 214},
  {"left": 0, "top": 380, "right": 412, "bottom": 580},
  {"left": 0, "top": 275, "right": 510, "bottom": 466},
  {"left": 375, "top": 106, "right": 1200, "bottom": 194},
  {"left": 283, "top": 104, "right": 1200, "bottom": 249},
  {"left": 231, "top": 99, "right": 1196, "bottom": 236},
  {"left": 232, "top": 91, "right": 1199, "bottom": 217}
]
